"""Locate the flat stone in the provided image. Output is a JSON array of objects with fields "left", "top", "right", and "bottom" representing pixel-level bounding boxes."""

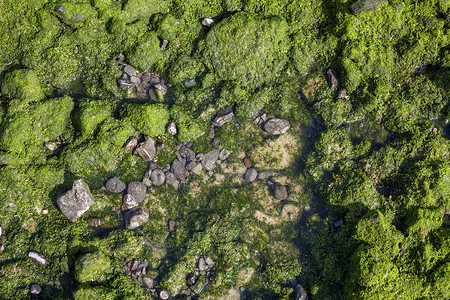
[
  {"left": 244, "top": 168, "right": 258, "bottom": 182},
  {"left": 172, "top": 159, "right": 189, "bottom": 180},
  {"left": 124, "top": 65, "right": 137, "bottom": 77},
  {"left": 264, "top": 118, "right": 290, "bottom": 135},
  {"left": 127, "top": 181, "right": 146, "bottom": 203},
  {"left": 165, "top": 172, "right": 176, "bottom": 185},
  {"left": 333, "top": 219, "right": 344, "bottom": 228},
  {"left": 134, "top": 137, "right": 156, "bottom": 161},
  {"left": 212, "top": 107, "right": 233, "bottom": 127},
  {"left": 337, "top": 88, "right": 348, "bottom": 99},
  {"left": 198, "top": 257, "right": 206, "bottom": 272},
  {"left": 161, "top": 39, "right": 169, "bottom": 50},
  {"left": 159, "top": 290, "right": 170, "bottom": 300},
  {"left": 30, "top": 284, "right": 42, "bottom": 295},
  {"left": 253, "top": 113, "right": 268, "bottom": 125},
  {"left": 124, "top": 206, "right": 149, "bottom": 229},
  {"left": 57, "top": 179, "right": 95, "bottom": 222},
  {"left": 295, "top": 284, "right": 308, "bottom": 300},
  {"left": 218, "top": 149, "right": 230, "bottom": 161},
  {"left": 28, "top": 251, "right": 47, "bottom": 267},
  {"left": 201, "top": 149, "right": 220, "bottom": 171},
  {"left": 273, "top": 183, "right": 288, "bottom": 200},
  {"left": 148, "top": 161, "right": 159, "bottom": 171},
  {"left": 142, "top": 177, "right": 152, "bottom": 187},
  {"left": 151, "top": 169, "right": 165, "bottom": 186},
  {"left": 105, "top": 176, "right": 126, "bottom": 193},
  {"left": 166, "top": 121, "right": 177, "bottom": 135}
]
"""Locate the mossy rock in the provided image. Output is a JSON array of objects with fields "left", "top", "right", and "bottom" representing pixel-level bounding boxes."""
[
  {"left": 96, "top": 117, "right": 137, "bottom": 147},
  {"left": 155, "top": 13, "right": 181, "bottom": 41},
  {"left": 170, "top": 105, "right": 206, "bottom": 142},
  {"left": 205, "top": 12, "right": 289, "bottom": 87},
  {"left": 74, "top": 99, "right": 112, "bottom": 136},
  {"left": 121, "top": 103, "right": 169, "bottom": 137},
  {"left": 75, "top": 252, "right": 112, "bottom": 283},
  {"left": 1, "top": 69, "right": 45, "bottom": 101},
  {"left": 73, "top": 285, "right": 115, "bottom": 300},
  {"left": 166, "top": 55, "right": 203, "bottom": 84},
  {"left": 127, "top": 31, "right": 163, "bottom": 71}
]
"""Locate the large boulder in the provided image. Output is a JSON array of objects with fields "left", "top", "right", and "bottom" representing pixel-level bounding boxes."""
[{"left": 57, "top": 179, "right": 95, "bottom": 222}]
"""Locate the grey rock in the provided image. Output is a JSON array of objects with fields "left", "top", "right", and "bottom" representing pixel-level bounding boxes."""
[
  {"left": 166, "top": 121, "right": 177, "bottom": 135},
  {"left": 70, "top": 13, "right": 85, "bottom": 20},
  {"left": 0, "top": 244, "right": 4, "bottom": 253},
  {"left": 130, "top": 75, "right": 141, "bottom": 86},
  {"left": 154, "top": 83, "right": 168, "bottom": 94},
  {"left": 124, "top": 65, "right": 137, "bottom": 77},
  {"left": 57, "top": 179, "right": 94, "bottom": 222},
  {"left": 163, "top": 164, "right": 171, "bottom": 172},
  {"left": 295, "top": 284, "right": 308, "bottom": 300},
  {"left": 118, "top": 79, "right": 134, "bottom": 88},
  {"left": 148, "top": 161, "right": 159, "bottom": 171},
  {"left": 205, "top": 257, "right": 214, "bottom": 267},
  {"left": 187, "top": 273, "right": 197, "bottom": 285},
  {"left": 212, "top": 107, "right": 233, "bottom": 127},
  {"left": 54, "top": 5, "right": 65, "bottom": 13},
  {"left": 123, "top": 194, "right": 138, "bottom": 210},
  {"left": 184, "top": 79, "right": 197, "bottom": 88},
  {"left": 257, "top": 170, "right": 273, "bottom": 181},
  {"left": 172, "top": 159, "right": 189, "bottom": 180},
  {"left": 244, "top": 168, "right": 258, "bottom": 182},
  {"left": 190, "top": 162, "right": 203, "bottom": 175},
  {"left": 179, "top": 145, "right": 195, "bottom": 161},
  {"left": 134, "top": 137, "right": 156, "bottom": 161},
  {"left": 201, "top": 150, "right": 220, "bottom": 171},
  {"left": 185, "top": 160, "right": 197, "bottom": 171},
  {"left": 334, "top": 219, "right": 344, "bottom": 228},
  {"left": 209, "top": 126, "right": 215, "bottom": 139},
  {"left": 151, "top": 169, "right": 165, "bottom": 186},
  {"left": 159, "top": 290, "right": 170, "bottom": 300},
  {"left": 337, "top": 88, "right": 348, "bottom": 99},
  {"left": 142, "top": 177, "right": 152, "bottom": 187},
  {"left": 273, "top": 183, "right": 288, "bottom": 200},
  {"left": 211, "top": 137, "right": 220, "bottom": 148},
  {"left": 161, "top": 39, "right": 169, "bottom": 50},
  {"left": 28, "top": 251, "right": 47, "bottom": 267},
  {"left": 351, "top": 0, "right": 387, "bottom": 14},
  {"left": 127, "top": 181, "right": 146, "bottom": 203},
  {"left": 124, "top": 206, "right": 149, "bottom": 229},
  {"left": 165, "top": 172, "right": 176, "bottom": 185},
  {"left": 201, "top": 17, "right": 214, "bottom": 27},
  {"left": 117, "top": 53, "right": 125, "bottom": 62},
  {"left": 218, "top": 149, "right": 230, "bottom": 161},
  {"left": 264, "top": 118, "right": 290, "bottom": 135},
  {"left": 141, "top": 275, "right": 154, "bottom": 288},
  {"left": 124, "top": 137, "right": 138, "bottom": 151},
  {"left": 198, "top": 257, "right": 207, "bottom": 272},
  {"left": 30, "top": 284, "right": 42, "bottom": 295},
  {"left": 105, "top": 176, "right": 126, "bottom": 193}
]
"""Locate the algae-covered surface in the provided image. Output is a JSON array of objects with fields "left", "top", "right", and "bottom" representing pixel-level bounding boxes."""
[{"left": 0, "top": 0, "right": 449, "bottom": 299}]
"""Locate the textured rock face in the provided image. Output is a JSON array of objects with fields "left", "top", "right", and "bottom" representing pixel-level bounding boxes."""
[
  {"left": 124, "top": 206, "right": 149, "bottom": 229},
  {"left": 57, "top": 179, "right": 95, "bottom": 222},
  {"left": 263, "top": 118, "right": 290, "bottom": 135}
]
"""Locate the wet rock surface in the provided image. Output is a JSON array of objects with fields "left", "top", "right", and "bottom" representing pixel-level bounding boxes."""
[{"left": 57, "top": 179, "right": 95, "bottom": 222}]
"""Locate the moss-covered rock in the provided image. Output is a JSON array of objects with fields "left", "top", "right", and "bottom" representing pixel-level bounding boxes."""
[
  {"left": 74, "top": 99, "right": 112, "bottom": 136},
  {"left": 1, "top": 69, "right": 45, "bottom": 101},
  {"left": 121, "top": 103, "right": 169, "bottom": 137},
  {"left": 75, "top": 252, "right": 112, "bottom": 283},
  {"left": 127, "top": 31, "right": 163, "bottom": 71},
  {"left": 170, "top": 105, "right": 206, "bottom": 142}
]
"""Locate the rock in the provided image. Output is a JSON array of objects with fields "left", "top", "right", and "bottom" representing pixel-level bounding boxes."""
[
  {"left": 212, "top": 107, "right": 233, "bottom": 127},
  {"left": 201, "top": 150, "right": 220, "bottom": 171},
  {"left": 253, "top": 113, "right": 268, "bottom": 125},
  {"left": 211, "top": 138, "right": 220, "bottom": 148},
  {"left": 118, "top": 79, "right": 134, "bottom": 89},
  {"left": 148, "top": 161, "right": 159, "bottom": 171},
  {"left": 350, "top": 0, "right": 387, "bottom": 14},
  {"left": 337, "top": 88, "right": 348, "bottom": 99},
  {"left": 208, "top": 126, "right": 215, "bottom": 139},
  {"left": 142, "top": 177, "right": 152, "bottom": 187},
  {"left": 151, "top": 169, "right": 165, "bottom": 186},
  {"left": 201, "top": 17, "right": 214, "bottom": 27},
  {"left": 257, "top": 170, "right": 272, "bottom": 181},
  {"left": 124, "top": 65, "right": 137, "bottom": 77},
  {"left": 190, "top": 162, "right": 203, "bottom": 175},
  {"left": 168, "top": 220, "right": 176, "bottom": 232},
  {"left": 244, "top": 168, "right": 258, "bottom": 182},
  {"left": 130, "top": 75, "right": 141, "bottom": 86},
  {"left": 326, "top": 68, "right": 339, "bottom": 88},
  {"left": 88, "top": 217, "right": 102, "bottom": 227},
  {"left": 105, "top": 176, "right": 126, "bottom": 193},
  {"left": 334, "top": 219, "right": 344, "bottom": 228},
  {"left": 159, "top": 290, "right": 170, "bottom": 300},
  {"left": 134, "top": 137, "right": 156, "bottom": 161},
  {"left": 179, "top": 145, "right": 196, "bottom": 161},
  {"left": 295, "top": 284, "right": 308, "bottom": 300},
  {"left": 165, "top": 172, "right": 176, "bottom": 185},
  {"left": 166, "top": 121, "right": 177, "bottom": 135},
  {"left": 187, "top": 273, "right": 197, "bottom": 285},
  {"left": 185, "top": 161, "right": 197, "bottom": 171},
  {"left": 264, "top": 118, "right": 290, "bottom": 135},
  {"left": 198, "top": 257, "right": 207, "bottom": 272},
  {"left": 124, "top": 206, "right": 149, "bottom": 229},
  {"left": 184, "top": 79, "right": 197, "bottom": 88},
  {"left": 0, "top": 226, "right": 2, "bottom": 237},
  {"left": 273, "top": 183, "right": 288, "bottom": 200},
  {"left": 30, "top": 284, "right": 42, "bottom": 295},
  {"left": 28, "top": 251, "right": 47, "bottom": 267},
  {"left": 70, "top": 13, "right": 85, "bottom": 20},
  {"left": 127, "top": 181, "right": 146, "bottom": 203},
  {"left": 243, "top": 157, "right": 252, "bottom": 168},
  {"left": 171, "top": 159, "right": 189, "bottom": 180},
  {"left": 123, "top": 194, "right": 139, "bottom": 210},
  {"left": 57, "top": 179, "right": 95, "bottom": 222},
  {"left": 141, "top": 275, "right": 154, "bottom": 288},
  {"left": 124, "top": 137, "right": 138, "bottom": 151},
  {"left": 218, "top": 149, "right": 230, "bottom": 161},
  {"left": 161, "top": 39, "right": 169, "bottom": 50}
]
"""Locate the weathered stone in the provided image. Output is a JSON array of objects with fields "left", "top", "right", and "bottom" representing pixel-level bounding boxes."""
[
  {"left": 218, "top": 149, "right": 230, "bottom": 161},
  {"left": 326, "top": 68, "right": 339, "bottom": 88},
  {"left": 273, "top": 183, "right": 288, "bottom": 200},
  {"left": 350, "top": 0, "right": 387, "bottom": 14},
  {"left": 88, "top": 217, "right": 102, "bottom": 227},
  {"left": 118, "top": 79, "right": 134, "bottom": 89},
  {"left": 168, "top": 220, "right": 176, "bottom": 232},
  {"left": 159, "top": 290, "right": 170, "bottom": 300},
  {"left": 161, "top": 39, "right": 169, "bottom": 50},
  {"left": 253, "top": 113, "right": 268, "bottom": 125},
  {"left": 30, "top": 284, "right": 42, "bottom": 295},
  {"left": 295, "top": 284, "right": 308, "bottom": 300},
  {"left": 142, "top": 177, "right": 152, "bottom": 187},
  {"left": 165, "top": 172, "right": 176, "bottom": 185},
  {"left": 179, "top": 145, "right": 196, "bottom": 161},
  {"left": 124, "top": 65, "right": 137, "bottom": 77},
  {"left": 185, "top": 160, "right": 197, "bottom": 171},
  {"left": 201, "top": 150, "right": 220, "bottom": 171},
  {"left": 244, "top": 168, "right": 258, "bottom": 182},
  {"left": 124, "top": 137, "right": 138, "bottom": 151},
  {"left": 201, "top": 17, "right": 214, "bottom": 27},
  {"left": 212, "top": 107, "right": 233, "bottom": 127},
  {"left": 264, "top": 118, "right": 290, "bottom": 135},
  {"left": 105, "top": 176, "right": 126, "bottom": 193},
  {"left": 172, "top": 159, "right": 189, "bottom": 180},
  {"left": 166, "top": 121, "right": 177, "bottom": 135},
  {"left": 209, "top": 126, "right": 215, "bottom": 138},
  {"left": 134, "top": 137, "right": 156, "bottom": 161},
  {"left": 127, "top": 181, "right": 146, "bottom": 203},
  {"left": 333, "top": 219, "right": 344, "bottom": 228},
  {"left": 123, "top": 194, "right": 139, "bottom": 210},
  {"left": 257, "top": 170, "right": 273, "bottom": 181},
  {"left": 148, "top": 161, "right": 159, "bottom": 171},
  {"left": 130, "top": 75, "right": 141, "bottom": 85},
  {"left": 28, "top": 251, "right": 47, "bottom": 267},
  {"left": 124, "top": 206, "right": 149, "bottom": 229},
  {"left": 243, "top": 157, "right": 252, "bottom": 168},
  {"left": 190, "top": 162, "right": 203, "bottom": 175},
  {"left": 57, "top": 179, "right": 94, "bottom": 222},
  {"left": 151, "top": 169, "right": 165, "bottom": 186}
]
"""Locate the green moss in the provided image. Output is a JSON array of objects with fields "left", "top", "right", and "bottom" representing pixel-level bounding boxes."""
[
  {"left": 97, "top": 117, "right": 137, "bottom": 147},
  {"left": 75, "top": 252, "right": 112, "bottom": 283},
  {"left": 75, "top": 99, "right": 112, "bottom": 136},
  {"left": 155, "top": 13, "right": 181, "bottom": 41},
  {"left": 1, "top": 69, "right": 45, "bottom": 101},
  {"left": 121, "top": 103, "right": 169, "bottom": 137},
  {"left": 170, "top": 105, "right": 206, "bottom": 142},
  {"left": 166, "top": 55, "right": 203, "bottom": 83},
  {"left": 127, "top": 31, "right": 163, "bottom": 72},
  {"left": 74, "top": 286, "right": 116, "bottom": 300}
]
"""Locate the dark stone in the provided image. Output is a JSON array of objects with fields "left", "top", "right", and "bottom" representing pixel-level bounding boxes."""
[
  {"left": 212, "top": 107, "right": 233, "bottom": 127},
  {"left": 134, "top": 137, "right": 156, "bottom": 161},
  {"left": 264, "top": 118, "right": 290, "bottom": 135},
  {"left": 244, "top": 168, "right": 258, "bottom": 182},
  {"left": 57, "top": 180, "right": 94, "bottom": 222},
  {"left": 118, "top": 79, "right": 134, "bottom": 89},
  {"left": 179, "top": 145, "right": 195, "bottom": 161},
  {"left": 124, "top": 206, "right": 149, "bottom": 229},
  {"left": 171, "top": 159, "right": 189, "bottom": 180},
  {"left": 127, "top": 181, "right": 146, "bottom": 203},
  {"left": 243, "top": 157, "right": 252, "bottom": 168},
  {"left": 201, "top": 18, "right": 214, "bottom": 27},
  {"left": 209, "top": 126, "right": 215, "bottom": 138},
  {"left": 333, "top": 219, "right": 344, "bottom": 228},
  {"left": 165, "top": 172, "right": 176, "bottom": 185},
  {"left": 337, "top": 88, "right": 348, "bottom": 99},
  {"left": 105, "top": 176, "right": 126, "bottom": 193},
  {"left": 151, "top": 169, "right": 165, "bottom": 186},
  {"left": 273, "top": 183, "right": 288, "bottom": 200},
  {"left": 326, "top": 68, "right": 339, "bottom": 88},
  {"left": 30, "top": 284, "right": 42, "bottom": 295},
  {"left": 350, "top": 0, "right": 387, "bottom": 14}
]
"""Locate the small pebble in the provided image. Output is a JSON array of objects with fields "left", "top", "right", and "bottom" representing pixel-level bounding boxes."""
[
  {"left": 30, "top": 284, "right": 42, "bottom": 295},
  {"left": 127, "top": 181, "right": 146, "bottom": 203},
  {"left": 201, "top": 17, "right": 214, "bottom": 27},
  {"left": 168, "top": 220, "right": 176, "bottom": 232},
  {"left": 88, "top": 217, "right": 102, "bottom": 227},
  {"left": 209, "top": 126, "right": 215, "bottom": 139},
  {"left": 257, "top": 170, "right": 272, "bottom": 181},
  {"left": 159, "top": 289, "right": 170, "bottom": 300},
  {"left": 243, "top": 157, "right": 252, "bottom": 168},
  {"left": 148, "top": 161, "right": 159, "bottom": 171},
  {"left": 166, "top": 121, "right": 177, "bottom": 135},
  {"left": 218, "top": 150, "right": 230, "bottom": 161},
  {"left": 124, "top": 137, "right": 138, "bottom": 151},
  {"left": 211, "top": 138, "right": 220, "bottom": 148},
  {"left": 105, "top": 176, "right": 126, "bottom": 193},
  {"left": 244, "top": 168, "right": 258, "bottom": 182},
  {"left": 142, "top": 177, "right": 152, "bottom": 187},
  {"left": 28, "top": 251, "right": 47, "bottom": 267}
]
